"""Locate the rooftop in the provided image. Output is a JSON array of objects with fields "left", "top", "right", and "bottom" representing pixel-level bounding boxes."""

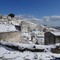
[
  {"left": 51, "top": 31, "right": 60, "bottom": 36},
  {"left": 0, "top": 24, "right": 17, "bottom": 32}
]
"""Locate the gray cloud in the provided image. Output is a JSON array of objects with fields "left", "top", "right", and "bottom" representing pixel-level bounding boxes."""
[
  {"left": 15, "top": 15, "right": 60, "bottom": 27},
  {"left": 42, "top": 16, "right": 60, "bottom": 21}
]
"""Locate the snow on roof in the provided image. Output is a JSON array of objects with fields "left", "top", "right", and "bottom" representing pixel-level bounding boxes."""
[
  {"left": 22, "top": 33, "right": 31, "bottom": 37},
  {"left": 32, "top": 30, "right": 40, "bottom": 34},
  {"left": 51, "top": 32, "right": 60, "bottom": 36},
  {"left": 52, "top": 53, "right": 60, "bottom": 58},
  {"left": 0, "top": 24, "right": 17, "bottom": 32}
]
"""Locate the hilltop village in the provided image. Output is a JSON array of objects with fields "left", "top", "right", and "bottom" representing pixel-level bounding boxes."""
[
  {"left": 0, "top": 14, "right": 60, "bottom": 60},
  {"left": 0, "top": 14, "right": 58, "bottom": 44}
]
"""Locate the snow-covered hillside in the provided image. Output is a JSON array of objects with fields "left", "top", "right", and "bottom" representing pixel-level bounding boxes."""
[
  {"left": 0, "top": 24, "right": 17, "bottom": 32},
  {"left": 0, "top": 14, "right": 60, "bottom": 60}
]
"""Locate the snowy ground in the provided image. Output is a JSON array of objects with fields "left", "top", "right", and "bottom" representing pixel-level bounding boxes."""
[
  {"left": 0, "top": 46, "right": 51, "bottom": 60},
  {"left": 0, "top": 45, "right": 60, "bottom": 60}
]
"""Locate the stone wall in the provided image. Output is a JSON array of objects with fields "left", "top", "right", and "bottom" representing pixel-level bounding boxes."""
[
  {"left": 21, "top": 21, "right": 29, "bottom": 33},
  {"left": 0, "top": 31, "right": 21, "bottom": 42},
  {"left": 44, "top": 32, "right": 55, "bottom": 45}
]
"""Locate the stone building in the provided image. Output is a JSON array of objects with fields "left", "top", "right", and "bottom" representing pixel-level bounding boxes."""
[
  {"left": 21, "top": 21, "right": 29, "bottom": 33},
  {"left": 0, "top": 31, "right": 21, "bottom": 42},
  {"left": 0, "top": 24, "right": 22, "bottom": 43},
  {"left": 44, "top": 32, "right": 60, "bottom": 45}
]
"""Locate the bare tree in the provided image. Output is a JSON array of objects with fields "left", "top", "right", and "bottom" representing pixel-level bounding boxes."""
[{"left": 8, "top": 13, "right": 15, "bottom": 18}]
